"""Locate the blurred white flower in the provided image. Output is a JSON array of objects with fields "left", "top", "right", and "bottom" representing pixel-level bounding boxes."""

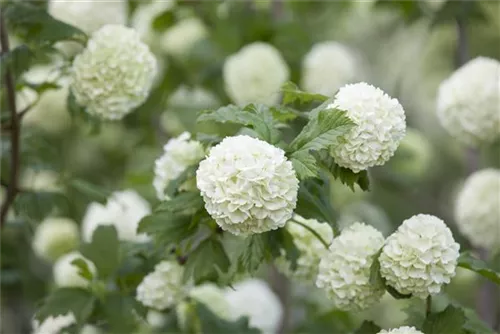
[
  {"left": 338, "top": 201, "right": 392, "bottom": 237},
  {"left": 328, "top": 82, "right": 406, "bottom": 173},
  {"left": 81, "top": 190, "right": 151, "bottom": 243},
  {"left": 276, "top": 215, "right": 334, "bottom": 282},
  {"left": 378, "top": 326, "right": 424, "bottom": 334},
  {"left": 71, "top": 25, "right": 157, "bottom": 120},
  {"left": 136, "top": 260, "right": 186, "bottom": 310},
  {"left": 167, "top": 85, "right": 220, "bottom": 110},
  {"left": 223, "top": 42, "right": 290, "bottom": 105},
  {"left": 455, "top": 169, "right": 500, "bottom": 251},
  {"left": 302, "top": 41, "right": 359, "bottom": 96},
  {"left": 437, "top": 57, "right": 500, "bottom": 145},
  {"left": 48, "top": 0, "right": 127, "bottom": 34},
  {"left": 32, "top": 312, "right": 76, "bottom": 334},
  {"left": 196, "top": 135, "right": 299, "bottom": 236},
  {"left": 80, "top": 325, "right": 102, "bottom": 334},
  {"left": 316, "top": 222, "right": 385, "bottom": 311},
  {"left": 53, "top": 251, "right": 96, "bottom": 288},
  {"left": 147, "top": 310, "right": 167, "bottom": 328},
  {"left": 388, "top": 128, "right": 433, "bottom": 179},
  {"left": 153, "top": 132, "right": 205, "bottom": 200},
  {"left": 379, "top": 214, "right": 460, "bottom": 299},
  {"left": 131, "top": 0, "right": 176, "bottom": 47},
  {"left": 161, "top": 18, "right": 207, "bottom": 57},
  {"left": 224, "top": 279, "right": 283, "bottom": 334},
  {"left": 32, "top": 217, "right": 79, "bottom": 262},
  {"left": 20, "top": 169, "right": 62, "bottom": 193}
]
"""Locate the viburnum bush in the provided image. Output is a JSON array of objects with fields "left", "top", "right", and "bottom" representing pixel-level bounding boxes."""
[{"left": 1, "top": 1, "right": 500, "bottom": 334}]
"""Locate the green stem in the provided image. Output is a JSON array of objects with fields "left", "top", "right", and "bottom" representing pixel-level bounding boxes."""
[
  {"left": 290, "top": 217, "right": 330, "bottom": 249},
  {"left": 426, "top": 295, "right": 432, "bottom": 317}
]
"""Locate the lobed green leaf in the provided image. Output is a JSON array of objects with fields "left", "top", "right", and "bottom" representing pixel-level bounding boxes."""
[
  {"left": 80, "top": 226, "right": 120, "bottom": 280},
  {"left": 457, "top": 251, "right": 500, "bottom": 285}
]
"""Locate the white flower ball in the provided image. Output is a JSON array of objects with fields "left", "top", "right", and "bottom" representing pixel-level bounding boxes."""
[
  {"left": 328, "top": 82, "right": 406, "bottom": 173},
  {"left": 48, "top": 0, "right": 127, "bottom": 34},
  {"left": 136, "top": 260, "right": 186, "bottom": 310},
  {"left": 167, "top": 85, "right": 220, "bottom": 110},
  {"left": 196, "top": 135, "right": 299, "bottom": 236},
  {"left": 153, "top": 132, "right": 205, "bottom": 200},
  {"left": 389, "top": 128, "right": 433, "bottom": 179},
  {"left": 302, "top": 41, "right": 359, "bottom": 96},
  {"left": 147, "top": 310, "right": 167, "bottom": 328},
  {"left": 379, "top": 214, "right": 460, "bottom": 299},
  {"left": 161, "top": 18, "right": 207, "bottom": 57},
  {"left": 32, "top": 312, "right": 76, "bottom": 334},
  {"left": 132, "top": 0, "right": 176, "bottom": 47},
  {"left": 53, "top": 251, "right": 96, "bottom": 288},
  {"left": 378, "top": 326, "right": 424, "bottom": 334},
  {"left": 455, "top": 169, "right": 500, "bottom": 250},
  {"left": 82, "top": 190, "right": 151, "bottom": 243},
  {"left": 316, "top": 222, "right": 385, "bottom": 311},
  {"left": 80, "top": 325, "right": 102, "bottom": 334},
  {"left": 20, "top": 169, "right": 62, "bottom": 193},
  {"left": 223, "top": 42, "right": 290, "bottom": 105},
  {"left": 276, "top": 215, "right": 334, "bottom": 282},
  {"left": 71, "top": 25, "right": 157, "bottom": 120},
  {"left": 32, "top": 217, "right": 79, "bottom": 262},
  {"left": 224, "top": 279, "right": 283, "bottom": 334},
  {"left": 437, "top": 57, "right": 500, "bottom": 145}
]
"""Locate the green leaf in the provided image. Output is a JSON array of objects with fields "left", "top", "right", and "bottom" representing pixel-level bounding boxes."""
[
  {"left": 137, "top": 213, "right": 197, "bottom": 249},
  {"left": 102, "top": 293, "right": 142, "bottom": 333},
  {"left": 280, "top": 228, "right": 300, "bottom": 271},
  {"left": 69, "top": 179, "right": 111, "bottom": 204},
  {"left": 374, "top": 0, "right": 426, "bottom": 23},
  {"left": 80, "top": 226, "right": 120, "bottom": 279},
  {"left": 386, "top": 285, "right": 413, "bottom": 299},
  {"left": 290, "top": 150, "right": 319, "bottom": 180},
  {"left": 183, "top": 238, "right": 230, "bottom": 284},
  {"left": 369, "top": 249, "right": 383, "bottom": 285},
  {"left": 152, "top": 10, "right": 176, "bottom": 32},
  {"left": 70, "top": 258, "right": 94, "bottom": 281},
  {"left": 196, "top": 133, "right": 222, "bottom": 146},
  {"left": 457, "top": 251, "right": 500, "bottom": 284},
  {"left": 237, "top": 234, "right": 267, "bottom": 274},
  {"left": 164, "top": 164, "right": 199, "bottom": 199},
  {"left": 195, "top": 302, "right": 260, "bottom": 334},
  {"left": 269, "top": 105, "right": 299, "bottom": 122},
  {"left": 403, "top": 302, "right": 426, "bottom": 329},
  {"left": 35, "top": 288, "right": 95, "bottom": 324},
  {"left": 14, "top": 191, "right": 69, "bottom": 221},
  {"left": 459, "top": 304, "right": 496, "bottom": 334},
  {"left": 0, "top": 45, "right": 34, "bottom": 79},
  {"left": 431, "top": 0, "right": 487, "bottom": 27},
  {"left": 155, "top": 191, "right": 204, "bottom": 215},
  {"left": 354, "top": 321, "right": 382, "bottom": 334},
  {"left": 281, "top": 81, "right": 329, "bottom": 105},
  {"left": 4, "top": 2, "right": 87, "bottom": 45},
  {"left": 422, "top": 305, "right": 467, "bottom": 334}
]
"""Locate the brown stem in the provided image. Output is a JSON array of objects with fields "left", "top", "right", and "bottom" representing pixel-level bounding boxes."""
[{"left": 0, "top": 16, "right": 20, "bottom": 226}]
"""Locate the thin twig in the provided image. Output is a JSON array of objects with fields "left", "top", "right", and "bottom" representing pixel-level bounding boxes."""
[
  {"left": 290, "top": 216, "right": 330, "bottom": 249},
  {"left": 426, "top": 295, "right": 432, "bottom": 317}
]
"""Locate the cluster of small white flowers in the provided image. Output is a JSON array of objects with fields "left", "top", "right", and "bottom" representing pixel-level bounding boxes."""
[
  {"left": 455, "top": 169, "right": 500, "bottom": 250},
  {"left": 32, "top": 312, "right": 76, "bottom": 334},
  {"left": 153, "top": 132, "right": 205, "bottom": 200},
  {"left": 53, "top": 251, "right": 96, "bottom": 288},
  {"left": 437, "top": 57, "right": 500, "bottom": 145},
  {"left": 379, "top": 214, "right": 460, "bottom": 299},
  {"left": 223, "top": 42, "right": 290, "bottom": 105},
  {"left": 48, "top": 0, "right": 127, "bottom": 34},
  {"left": 377, "top": 326, "right": 424, "bottom": 334},
  {"left": 20, "top": 169, "right": 62, "bottom": 193},
  {"left": 224, "top": 279, "right": 283, "bottom": 334},
  {"left": 276, "top": 215, "right": 334, "bottom": 282},
  {"left": 82, "top": 190, "right": 151, "bottom": 243},
  {"left": 71, "top": 25, "right": 157, "bottom": 120},
  {"left": 161, "top": 18, "right": 207, "bottom": 57},
  {"left": 167, "top": 85, "right": 220, "bottom": 110},
  {"left": 316, "top": 222, "right": 386, "bottom": 311},
  {"left": 196, "top": 135, "right": 299, "bottom": 236},
  {"left": 32, "top": 217, "right": 79, "bottom": 262},
  {"left": 131, "top": 0, "right": 176, "bottom": 47},
  {"left": 328, "top": 82, "right": 406, "bottom": 173},
  {"left": 302, "top": 41, "right": 359, "bottom": 96},
  {"left": 136, "top": 260, "right": 186, "bottom": 310}
]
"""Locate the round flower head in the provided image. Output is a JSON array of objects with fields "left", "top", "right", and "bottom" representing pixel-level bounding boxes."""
[
  {"left": 136, "top": 260, "right": 186, "bottom": 310},
  {"left": 455, "top": 169, "right": 500, "bottom": 250},
  {"left": 48, "top": 0, "right": 127, "bottom": 34},
  {"left": 316, "top": 222, "right": 385, "bottom": 311},
  {"left": 379, "top": 214, "right": 460, "bottom": 299},
  {"left": 71, "top": 24, "right": 157, "bottom": 120},
  {"left": 82, "top": 190, "right": 151, "bottom": 243},
  {"left": 154, "top": 132, "right": 205, "bottom": 200},
  {"left": 302, "top": 41, "right": 359, "bottom": 96},
  {"left": 378, "top": 326, "right": 424, "bottom": 334},
  {"left": 276, "top": 215, "right": 334, "bottom": 282},
  {"left": 328, "top": 82, "right": 406, "bottom": 173},
  {"left": 437, "top": 57, "right": 500, "bottom": 145},
  {"left": 32, "top": 217, "right": 79, "bottom": 262},
  {"left": 223, "top": 42, "right": 290, "bottom": 105},
  {"left": 53, "top": 251, "right": 96, "bottom": 288},
  {"left": 388, "top": 128, "right": 433, "bottom": 179},
  {"left": 168, "top": 85, "right": 220, "bottom": 111},
  {"left": 32, "top": 312, "right": 76, "bottom": 334},
  {"left": 224, "top": 279, "right": 283, "bottom": 334},
  {"left": 161, "top": 18, "right": 207, "bottom": 58},
  {"left": 196, "top": 135, "right": 299, "bottom": 236}
]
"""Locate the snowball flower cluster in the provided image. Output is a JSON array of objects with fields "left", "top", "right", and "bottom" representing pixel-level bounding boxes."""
[
  {"left": 223, "top": 42, "right": 290, "bottom": 105},
  {"left": 136, "top": 260, "right": 186, "bottom": 310},
  {"left": 329, "top": 82, "right": 406, "bottom": 173},
  {"left": 316, "top": 222, "right": 385, "bottom": 311},
  {"left": 168, "top": 85, "right": 220, "bottom": 110},
  {"left": 32, "top": 217, "right": 79, "bottom": 262},
  {"left": 302, "top": 41, "right": 359, "bottom": 96},
  {"left": 32, "top": 312, "right": 76, "bottom": 334},
  {"left": 455, "top": 169, "right": 500, "bottom": 250},
  {"left": 48, "top": 0, "right": 127, "bottom": 34},
  {"left": 224, "top": 279, "right": 283, "bottom": 334},
  {"left": 276, "top": 215, "right": 334, "bottom": 282},
  {"left": 196, "top": 135, "right": 299, "bottom": 236},
  {"left": 437, "top": 57, "right": 500, "bottom": 145},
  {"left": 53, "top": 251, "right": 96, "bottom": 288},
  {"left": 161, "top": 18, "right": 207, "bottom": 57},
  {"left": 377, "top": 326, "right": 424, "bottom": 334},
  {"left": 379, "top": 214, "right": 460, "bottom": 298},
  {"left": 154, "top": 132, "right": 205, "bottom": 200},
  {"left": 82, "top": 190, "right": 151, "bottom": 243},
  {"left": 71, "top": 25, "right": 157, "bottom": 120}
]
